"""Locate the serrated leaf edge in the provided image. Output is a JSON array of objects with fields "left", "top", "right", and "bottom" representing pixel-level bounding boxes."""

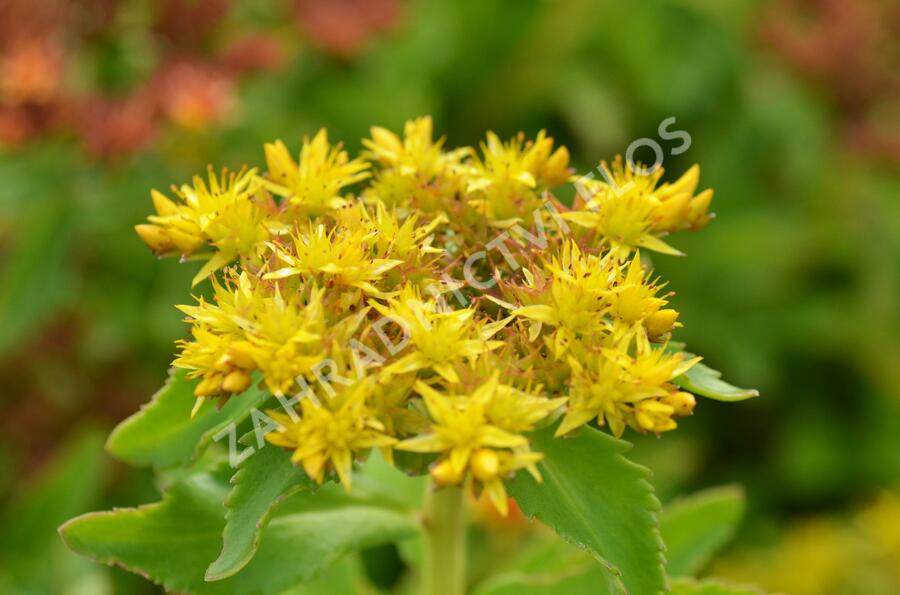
[
  {"left": 515, "top": 431, "right": 668, "bottom": 595},
  {"left": 59, "top": 502, "right": 205, "bottom": 595},
  {"left": 204, "top": 455, "right": 312, "bottom": 581}
]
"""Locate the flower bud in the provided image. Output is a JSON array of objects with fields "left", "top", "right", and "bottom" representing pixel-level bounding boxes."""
[
  {"left": 431, "top": 459, "right": 464, "bottom": 486},
  {"left": 228, "top": 342, "right": 258, "bottom": 369},
  {"left": 645, "top": 308, "right": 679, "bottom": 339},
  {"left": 166, "top": 227, "right": 205, "bottom": 254},
  {"left": 542, "top": 146, "right": 570, "bottom": 186},
  {"left": 368, "top": 126, "right": 403, "bottom": 162},
  {"left": 195, "top": 374, "right": 222, "bottom": 397},
  {"left": 134, "top": 224, "right": 173, "bottom": 254},
  {"left": 688, "top": 189, "right": 714, "bottom": 229},
  {"left": 634, "top": 399, "right": 677, "bottom": 433},
  {"left": 151, "top": 189, "right": 178, "bottom": 216},
  {"left": 659, "top": 164, "right": 699, "bottom": 199},
  {"left": 652, "top": 190, "right": 691, "bottom": 232},
  {"left": 222, "top": 370, "right": 251, "bottom": 393},
  {"left": 471, "top": 449, "right": 500, "bottom": 481},
  {"left": 667, "top": 391, "right": 696, "bottom": 416},
  {"left": 263, "top": 140, "right": 294, "bottom": 183}
]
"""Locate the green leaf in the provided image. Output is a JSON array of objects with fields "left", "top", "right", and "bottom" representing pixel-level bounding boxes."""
[
  {"left": 670, "top": 577, "right": 765, "bottom": 595},
  {"left": 660, "top": 485, "right": 745, "bottom": 577},
  {"left": 674, "top": 357, "right": 758, "bottom": 402},
  {"left": 206, "top": 445, "right": 312, "bottom": 581},
  {"left": 61, "top": 473, "right": 230, "bottom": 594},
  {"left": 278, "top": 557, "right": 367, "bottom": 595},
  {"left": 3, "top": 430, "right": 107, "bottom": 557},
  {"left": 106, "top": 369, "right": 268, "bottom": 468},
  {"left": 234, "top": 488, "right": 417, "bottom": 592},
  {"left": 0, "top": 202, "right": 74, "bottom": 356},
  {"left": 508, "top": 425, "right": 666, "bottom": 595},
  {"left": 472, "top": 537, "right": 610, "bottom": 595},
  {"left": 474, "top": 566, "right": 609, "bottom": 595},
  {"left": 1, "top": 429, "right": 111, "bottom": 594},
  {"left": 60, "top": 473, "right": 419, "bottom": 594},
  {"left": 352, "top": 450, "right": 426, "bottom": 511}
]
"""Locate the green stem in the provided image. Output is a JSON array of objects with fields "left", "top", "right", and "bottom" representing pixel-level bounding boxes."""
[{"left": 422, "top": 482, "right": 467, "bottom": 595}]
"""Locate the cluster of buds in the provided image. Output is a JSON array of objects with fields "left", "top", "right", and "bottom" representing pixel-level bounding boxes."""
[{"left": 138, "top": 116, "right": 716, "bottom": 513}]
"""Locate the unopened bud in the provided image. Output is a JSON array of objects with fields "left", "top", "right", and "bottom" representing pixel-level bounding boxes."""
[
  {"left": 151, "top": 189, "right": 178, "bottom": 216},
  {"left": 542, "top": 146, "right": 571, "bottom": 186},
  {"left": 135, "top": 224, "right": 173, "bottom": 254},
  {"left": 652, "top": 191, "right": 691, "bottom": 232},
  {"left": 228, "top": 342, "right": 258, "bottom": 369},
  {"left": 166, "top": 227, "right": 205, "bottom": 254},
  {"left": 222, "top": 370, "right": 251, "bottom": 393},
  {"left": 660, "top": 164, "right": 699, "bottom": 199},
  {"left": 645, "top": 309, "right": 679, "bottom": 339},
  {"left": 195, "top": 374, "right": 222, "bottom": 397},
  {"left": 668, "top": 391, "right": 696, "bottom": 416},
  {"left": 471, "top": 449, "right": 500, "bottom": 481},
  {"left": 688, "top": 189, "right": 713, "bottom": 229},
  {"left": 431, "top": 459, "right": 464, "bottom": 486}
]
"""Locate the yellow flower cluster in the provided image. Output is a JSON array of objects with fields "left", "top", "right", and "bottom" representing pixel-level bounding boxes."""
[
  {"left": 564, "top": 156, "right": 713, "bottom": 258},
  {"left": 138, "top": 116, "right": 716, "bottom": 513},
  {"left": 135, "top": 168, "right": 270, "bottom": 286}
]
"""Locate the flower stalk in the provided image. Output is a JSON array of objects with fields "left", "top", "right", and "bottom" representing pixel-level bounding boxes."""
[{"left": 422, "top": 482, "right": 467, "bottom": 595}]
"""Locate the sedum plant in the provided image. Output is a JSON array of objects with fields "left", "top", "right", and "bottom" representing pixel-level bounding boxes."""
[{"left": 61, "top": 117, "right": 759, "bottom": 595}]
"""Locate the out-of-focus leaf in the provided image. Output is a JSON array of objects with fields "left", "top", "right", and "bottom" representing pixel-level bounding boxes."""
[
  {"left": 661, "top": 485, "right": 745, "bottom": 576},
  {"left": 278, "top": 557, "right": 367, "bottom": 595},
  {"left": 61, "top": 474, "right": 230, "bottom": 594},
  {"left": 0, "top": 203, "right": 74, "bottom": 355},
  {"left": 106, "top": 369, "right": 268, "bottom": 468},
  {"left": 472, "top": 536, "right": 609, "bottom": 595},
  {"left": 352, "top": 450, "right": 426, "bottom": 511},
  {"left": 556, "top": 66, "right": 629, "bottom": 160},
  {"left": 508, "top": 425, "right": 665, "bottom": 595},
  {"left": 476, "top": 484, "right": 749, "bottom": 595},
  {"left": 474, "top": 566, "right": 609, "bottom": 595},
  {"left": 674, "top": 356, "right": 759, "bottom": 402},
  {"left": 592, "top": 0, "right": 738, "bottom": 118},
  {"left": 670, "top": 577, "right": 765, "bottom": 595},
  {"left": 0, "top": 429, "right": 110, "bottom": 594},
  {"left": 206, "top": 445, "right": 311, "bottom": 580},
  {"left": 60, "top": 473, "right": 418, "bottom": 594},
  {"left": 2, "top": 430, "right": 107, "bottom": 557}
]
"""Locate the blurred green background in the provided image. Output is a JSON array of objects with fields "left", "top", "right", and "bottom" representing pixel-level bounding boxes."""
[{"left": 1, "top": 0, "right": 898, "bottom": 593}]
